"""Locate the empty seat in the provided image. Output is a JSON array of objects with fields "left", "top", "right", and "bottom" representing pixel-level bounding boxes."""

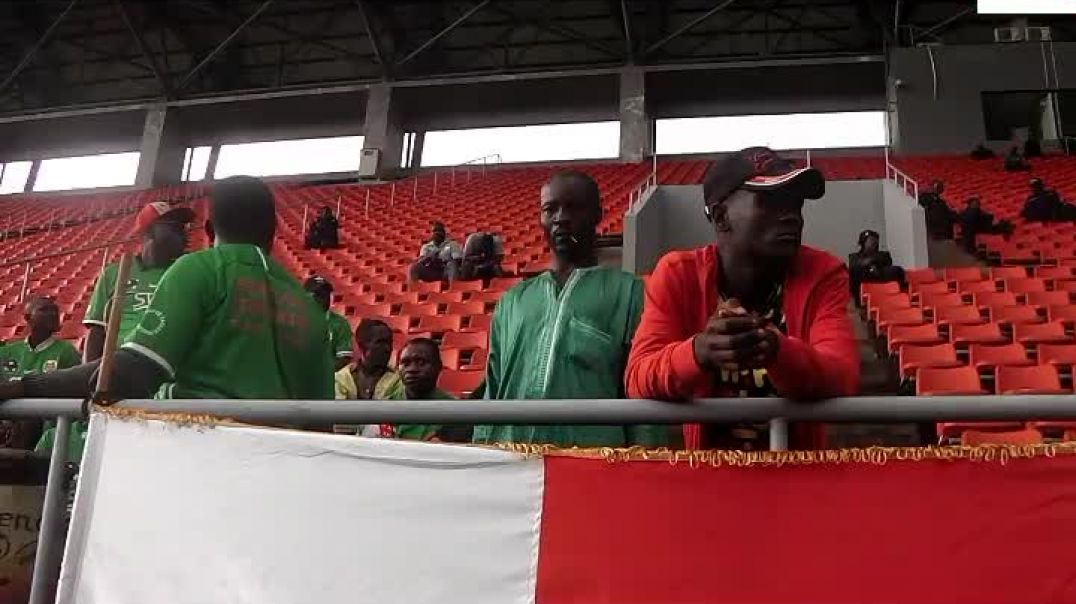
[
  {"left": 943, "top": 267, "right": 983, "bottom": 282},
  {"left": 951, "top": 323, "right": 1008, "bottom": 347},
  {"left": 905, "top": 268, "right": 940, "bottom": 285},
  {"left": 488, "top": 277, "right": 523, "bottom": 291},
  {"left": 1025, "top": 291, "right": 1071, "bottom": 307},
  {"left": 413, "top": 315, "right": 464, "bottom": 334},
  {"left": 988, "top": 305, "right": 1042, "bottom": 326},
  {"left": 1014, "top": 321, "right": 1072, "bottom": 345},
  {"left": 440, "top": 347, "right": 488, "bottom": 372},
  {"left": 919, "top": 292, "right": 964, "bottom": 310},
  {"left": 933, "top": 305, "right": 985, "bottom": 326},
  {"left": 1047, "top": 305, "right": 1076, "bottom": 323},
  {"left": 407, "top": 281, "right": 444, "bottom": 294},
  {"left": 990, "top": 266, "right": 1027, "bottom": 280},
  {"left": 860, "top": 281, "right": 900, "bottom": 305},
  {"left": 463, "top": 314, "right": 492, "bottom": 331},
  {"left": 995, "top": 365, "right": 1067, "bottom": 395},
  {"left": 445, "top": 301, "right": 487, "bottom": 316},
  {"left": 898, "top": 343, "right": 961, "bottom": 378},
  {"left": 442, "top": 330, "right": 488, "bottom": 350},
  {"left": 957, "top": 280, "right": 997, "bottom": 295},
  {"left": 916, "top": 366, "right": 985, "bottom": 395},
  {"left": 351, "top": 303, "right": 393, "bottom": 318},
  {"left": 973, "top": 291, "right": 1018, "bottom": 308},
  {"left": 424, "top": 291, "right": 466, "bottom": 305},
  {"left": 888, "top": 323, "right": 943, "bottom": 353},
  {"left": 398, "top": 303, "right": 439, "bottom": 318},
  {"left": 447, "top": 280, "right": 486, "bottom": 293},
  {"left": 438, "top": 369, "right": 484, "bottom": 396},
  {"left": 968, "top": 343, "right": 1033, "bottom": 369},
  {"left": 1036, "top": 343, "right": 1076, "bottom": 367}
]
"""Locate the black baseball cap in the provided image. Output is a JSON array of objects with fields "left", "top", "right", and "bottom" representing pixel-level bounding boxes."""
[
  {"left": 303, "top": 275, "right": 333, "bottom": 295},
  {"left": 858, "top": 229, "right": 880, "bottom": 246},
  {"left": 702, "top": 147, "right": 825, "bottom": 207}
]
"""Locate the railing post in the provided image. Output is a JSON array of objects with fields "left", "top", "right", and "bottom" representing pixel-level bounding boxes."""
[
  {"left": 806, "top": 149, "right": 812, "bottom": 168},
  {"left": 20, "top": 210, "right": 27, "bottom": 237},
  {"left": 100, "top": 246, "right": 110, "bottom": 273},
  {"left": 433, "top": 171, "right": 438, "bottom": 194},
  {"left": 452, "top": 168, "right": 456, "bottom": 187},
  {"left": 27, "top": 415, "right": 70, "bottom": 604},
  {"left": 413, "top": 176, "right": 419, "bottom": 202},
  {"left": 19, "top": 261, "right": 31, "bottom": 302},
  {"left": 365, "top": 189, "right": 371, "bottom": 219},
  {"left": 335, "top": 195, "right": 342, "bottom": 219},
  {"left": 390, "top": 182, "right": 396, "bottom": 207},
  {"left": 769, "top": 418, "right": 788, "bottom": 451}
]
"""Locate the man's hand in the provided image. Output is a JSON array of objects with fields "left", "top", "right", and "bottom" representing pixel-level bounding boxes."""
[
  {"left": 0, "top": 380, "right": 25, "bottom": 402},
  {"left": 693, "top": 299, "right": 780, "bottom": 371}
]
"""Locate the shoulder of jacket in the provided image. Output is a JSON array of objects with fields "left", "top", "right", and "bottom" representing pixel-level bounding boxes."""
[{"left": 795, "top": 246, "right": 847, "bottom": 278}]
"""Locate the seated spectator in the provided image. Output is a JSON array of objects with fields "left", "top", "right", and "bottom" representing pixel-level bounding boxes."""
[
  {"left": 848, "top": 230, "right": 905, "bottom": 298},
  {"left": 918, "top": 180, "right": 958, "bottom": 240},
  {"left": 303, "top": 276, "right": 354, "bottom": 371},
  {"left": 459, "top": 231, "right": 505, "bottom": 281},
  {"left": 305, "top": 206, "right": 340, "bottom": 250},
  {"left": 970, "top": 143, "right": 995, "bottom": 160},
  {"left": 409, "top": 222, "right": 463, "bottom": 282},
  {"left": 0, "top": 297, "right": 81, "bottom": 452},
  {"left": 335, "top": 319, "right": 399, "bottom": 403},
  {"left": 625, "top": 147, "right": 859, "bottom": 451},
  {"left": 380, "top": 338, "right": 455, "bottom": 441},
  {"left": 959, "top": 197, "right": 1012, "bottom": 254},
  {"left": 1022, "top": 178, "right": 1076, "bottom": 222},
  {"left": 1004, "top": 146, "right": 1031, "bottom": 172},
  {"left": 1025, "top": 136, "right": 1042, "bottom": 158}
]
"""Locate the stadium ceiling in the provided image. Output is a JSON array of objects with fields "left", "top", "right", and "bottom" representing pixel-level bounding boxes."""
[{"left": 0, "top": 0, "right": 1069, "bottom": 114}]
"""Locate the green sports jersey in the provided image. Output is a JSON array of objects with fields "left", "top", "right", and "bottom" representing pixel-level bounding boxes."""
[
  {"left": 473, "top": 266, "right": 668, "bottom": 448},
  {"left": 36, "top": 421, "right": 87, "bottom": 464},
  {"left": 326, "top": 311, "right": 354, "bottom": 359},
  {"left": 123, "top": 244, "right": 335, "bottom": 400},
  {"left": 0, "top": 337, "right": 81, "bottom": 382},
  {"left": 380, "top": 380, "right": 455, "bottom": 440},
  {"left": 84, "top": 256, "right": 168, "bottom": 342}
]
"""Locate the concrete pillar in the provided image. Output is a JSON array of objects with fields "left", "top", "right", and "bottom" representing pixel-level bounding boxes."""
[
  {"left": 410, "top": 131, "right": 426, "bottom": 170},
  {"left": 135, "top": 103, "right": 186, "bottom": 189},
  {"left": 23, "top": 160, "right": 40, "bottom": 193},
  {"left": 619, "top": 68, "right": 652, "bottom": 163},
  {"left": 205, "top": 144, "right": 221, "bottom": 181},
  {"left": 362, "top": 84, "right": 404, "bottom": 178}
]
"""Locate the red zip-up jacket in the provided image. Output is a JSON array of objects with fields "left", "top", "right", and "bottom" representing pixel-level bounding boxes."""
[{"left": 625, "top": 244, "right": 860, "bottom": 449}]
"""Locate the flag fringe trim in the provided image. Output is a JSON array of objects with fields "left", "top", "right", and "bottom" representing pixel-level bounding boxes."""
[{"left": 493, "top": 442, "right": 1076, "bottom": 467}]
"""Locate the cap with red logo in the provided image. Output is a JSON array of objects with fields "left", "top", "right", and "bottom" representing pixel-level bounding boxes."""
[
  {"left": 132, "top": 202, "right": 196, "bottom": 237},
  {"left": 702, "top": 146, "right": 825, "bottom": 207}
]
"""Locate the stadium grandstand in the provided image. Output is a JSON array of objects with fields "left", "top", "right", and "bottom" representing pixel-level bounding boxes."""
[{"left": 3, "top": 0, "right": 1076, "bottom": 602}]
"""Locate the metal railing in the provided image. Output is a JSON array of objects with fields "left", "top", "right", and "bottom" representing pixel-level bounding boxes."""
[
  {"left": 1, "top": 237, "right": 134, "bottom": 305},
  {"left": 10, "top": 392, "right": 1076, "bottom": 603},
  {"left": 626, "top": 153, "right": 659, "bottom": 214},
  {"left": 884, "top": 148, "right": 919, "bottom": 200}
]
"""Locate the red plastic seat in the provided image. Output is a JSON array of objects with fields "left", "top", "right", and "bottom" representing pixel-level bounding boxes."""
[
  {"left": 990, "top": 266, "right": 1027, "bottom": 280},
  {"left": 445, "top": 301, "right": 487, "bottom": 316},
  {"left": 407, "top": 280, "right": 444, "bottom": 294},
  {"left": 440, "top": 347, "right": 488, "bottom": 371},
  {"left": 488, "top": 277, "right": 523, "bottom": 291},
  {"left": 995, "top": 365, "right": 1067, "bottom": 395},
  {"left": 919, "top": 292, "right": 964, "bottom": 310},
  {"left": 1005, "top": 278, "right": 1048, "bottom": 294},
  {"left": 350, "top": 303, "right": 393, "bottom": 318},
  {"left": 413, "top": 315, "right": 463, "bottom": 334},
  {"left": 1047, "top": 305, "right": 1076, "bottom": 323},
  {"left": 1036, "top": 343, "right": 1076, "bottom": 367},
  {"left": 988, "top": 305, "right": 1042, "bottom": 326},
  {"left": 933, "top": 305, "right": 985, "bottom": 327},
  {"left": 447, "top": 280, "right": 485, "bottom": 293},
  {"left": 463, "top": 314, "right": 492, "bottom": 331},
  {"left": 888, "top": 323, "right": 943, "bottom": 353},
  {"left": 1013, "top": 321, "right": 1072, "bottom": 345},
  {"left": 466, "top": 291, "right": 505, "bottom": 305},
  {"left": 961, "top": 429, "right": 1043, "bottom": 446},
  {"left": 442, "top": 330, "right": 488, "bottom": 350},
  {"left": 909, "top": 281, "right": 950, "bottom": 299},
  {"left": 860, "top": 281, "right": 900, "bottom": 306},
  {"left": 905, "top": 268, "right": 939, "bottom": 286},
  {"left": 376, "top": 315, "right": 413, "bottom": 333},
  {"left": 943, "top": 267, "right": 983, "bottom": 282},
  {"left": 1036, "top": 266, "right": 1074, "bottom": 280},
  {"left": 968, "top": 343, "right": 1033, "bottom": 369},
  {"left": 915, "top": 366, "right": 985, "bottom": 395},
  {"left": 950, "top": 323, "right": 1008, "bottom": 346},
  {"left": 1026, "top": 291, "right": 1072, "bottom": 307},
  {"left": 973, "top": 291, "right": 1018, "bottom": 308},
  {"left": 438, "top": 369, "right": 484, "bottom": 396},
  {"left": 957, "top": 279, "right": 997, "bottom": 295},
  {"left": 424, "top": 291, "right": 466, "bottom": 305},
  {"left": 398, "top": 303, "right": 439, "bottom": 318},
  {"left": 898, "top": 343, "right": 961, "bottom": 378}
]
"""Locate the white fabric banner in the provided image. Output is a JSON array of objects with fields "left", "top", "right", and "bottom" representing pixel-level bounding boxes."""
[{"left": 57, "top": 414, "right": 544, "bottom": 604}]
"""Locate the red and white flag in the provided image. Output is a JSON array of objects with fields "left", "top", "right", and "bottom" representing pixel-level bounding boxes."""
[{"left": 59, "top": 413, "right": 1076, "bottom": 604}]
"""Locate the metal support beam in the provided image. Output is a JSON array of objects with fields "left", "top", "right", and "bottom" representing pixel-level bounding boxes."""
[
  {"left": 176, "top": 0, "right": 275, "bottom": 92},
  {"left": 27, "top": 416, "right": 69, "bottom": 604},
  {"left": 491, "top": 4, "right": 623, "bottom": 59},
  {"left": 114, "top": 0, "right": 172, "bottom": 98},
  {"left": 645, "top": 0, "right": 736, "bottom": 56},
  {"left": 396, "top": 0, "right": 492, "bottom": 67},
  {"left": 914, "top": 6, "right": 974, "bottom": 43},
  {"left": 355, "top": 0, "right": 389, "bottom": 78},
  {"left": 619, "top": 0, "right": 635, "bottom": 62},
  {"left": 0, "top": 0, "right": 79, "bottom": 94}
]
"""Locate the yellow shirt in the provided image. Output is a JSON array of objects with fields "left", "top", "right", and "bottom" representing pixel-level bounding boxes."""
[{"left": 334, "top": 365, "right": 401, "bottom": 400}]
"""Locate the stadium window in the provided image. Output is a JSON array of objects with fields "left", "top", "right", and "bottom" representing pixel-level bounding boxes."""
[
  {"left": 421, "top": 121, "right": 620, "bottom": 167},
  {"left": 655, "top": 111, "right": 888, "bottom": 155},
  {"left": 0, "top": 161, "right": 33, "bottom": 195},
  {"left": 182, "top": 146, "right": 212, "bottom": 181},
  {"left": 33, "top": 152, "right": 140, "bottom": 192},
  {"left": 213, "top": 136, "right": 364, "bottom": 179}
]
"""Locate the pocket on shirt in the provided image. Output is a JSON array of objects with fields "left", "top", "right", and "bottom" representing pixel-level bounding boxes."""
[{"left": 566, "top": 316, "right": 617, "bottom": 372}]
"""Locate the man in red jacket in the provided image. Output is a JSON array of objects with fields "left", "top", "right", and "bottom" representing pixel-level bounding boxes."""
[{"left": 625, "top": 147, "right": 859, "bottom": 450}]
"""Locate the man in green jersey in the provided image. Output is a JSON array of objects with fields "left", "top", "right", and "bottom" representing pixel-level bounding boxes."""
[
  {"left": 381, "top": 338, "right": 454, "bottom": 441},
  {"left": 0, "top": 176, "right": 334, "bottom": 405},
  {"left": 473, "top": 172, "right": 667, "bottom": 448},
  {"left": 83, "top": 201, "right": 194, "bottom": 361},
  {"left": 304, "top": 276, "right": 354, "bottom": 371},
  {"left": 0, "top": 297, "right": 81, "bottom": 450}
]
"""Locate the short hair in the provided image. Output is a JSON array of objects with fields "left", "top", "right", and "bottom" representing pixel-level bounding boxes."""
[
  {"left": 432, "top": 221, "right": 445, "bottom": 231},
  {"left": 303, "top": 275, "right": 333, "bottom": 294},
  {"left": 210, "top": 176, "right": 276, "bottom": 247},
  {"left": 25, "top": 296, "right": 56, "bottom": 315},
  {"left": 355, "top": 318, "right": 390, "bottom": 346},
  {"left": 547, "top": 171, "right": 600, "bottom": 208},
  {"left": 402, "top": 337, "right": 441, "bottom": 364}
]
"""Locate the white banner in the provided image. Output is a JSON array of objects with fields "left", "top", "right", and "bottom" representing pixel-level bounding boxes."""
[
  {"left": 979, "top": 0, "right": 1076, "bottom": 13},
  {"left": 58, "top": 414, "right": 544, "bottom": 604}
]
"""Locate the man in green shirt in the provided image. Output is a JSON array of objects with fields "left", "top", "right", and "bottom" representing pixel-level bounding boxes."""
[
  {"left": 304, "top": 276, "right": 354, "bottom": 371},
  {"left": 381, "top": 338, "right": 455, "bottom": 441},
  {"left": 473, "top": 172, "right": 667, "bottom": 448},
  {"left": 83, "top": 201, "right": 194, "bottom": 361},
  {"left": 0, "top": 176, "right": 334, "bottom": 406}
]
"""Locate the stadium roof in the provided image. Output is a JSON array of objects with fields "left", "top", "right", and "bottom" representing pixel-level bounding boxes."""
[{"left": 0, "top": 0, "right": 1068, "bottom": 115}]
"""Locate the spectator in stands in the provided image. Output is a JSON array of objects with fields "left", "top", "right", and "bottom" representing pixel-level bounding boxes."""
[
  {"left": 83, "top": 202, "right": 194, "bottom": 362},
  {"left": 625, "top": 147, "right": 859, "bottom": 451},
  {"left": 0, "top": 176, "right": 334, "bottom": 404},
  {"left": 304, "top": 276, "right": 353, "bottom": 371},
  {"left": 305, "top": 206, "right": 340, "bottom": 250},
  {"left": 459, "top": 231, "right": 505, "bottom": 281},
  {"left": 958, "top": 196, "right": 1012, "bottom": 254},
  {"left": 474, "top": 171, "right": 667, "bottom": 448},
  {"left": 1004, "top": 146, "right": 1031, "bottom": 172},
  {"left": 848, "top": 229, "right": 905, "bottom": 298},
  {"left": 380, "top": 338, "right": 455, "bottom": 441},
  {"left": 409, "top": 222, "right": 463, "bottom": 282},
  {"left": 1021, "top": 178, "right": 1076, "bottom": 222},
  {"left": 918, "top": 180, "right": 958, "bottom": 240},
  {"left": 335, "top": 318, "right": 398, "bottom": 401},
  {"left": 0, "top": 297, "right": 80, "bottom": 451},
  {"left": 970, "top": 143, "right": 995, "bottom": 160}
]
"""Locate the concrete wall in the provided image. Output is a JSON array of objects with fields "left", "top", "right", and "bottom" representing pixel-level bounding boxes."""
[
  {"left": 890, "top": 42, "right": 1076, "bottom": 154},
  {"left": 624, "top": 179, "right": 928, "bottom": 275}
]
